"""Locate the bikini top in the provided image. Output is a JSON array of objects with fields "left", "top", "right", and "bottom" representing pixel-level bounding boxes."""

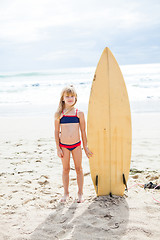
[{"left": 60, "top": 109, "right": 80, "bottom": 124}]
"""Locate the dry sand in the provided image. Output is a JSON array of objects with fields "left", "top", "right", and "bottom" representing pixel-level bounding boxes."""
[{"left": 0, "top": 113, "right": 160, "bottom": 240}]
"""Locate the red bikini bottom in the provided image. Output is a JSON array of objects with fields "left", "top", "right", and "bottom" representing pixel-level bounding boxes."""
[{"left": 59, "top": 141, "right": 81, "bottom": 151}]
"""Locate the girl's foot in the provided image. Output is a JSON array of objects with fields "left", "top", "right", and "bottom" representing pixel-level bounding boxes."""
[
  {"left": 61, "top": 193, "right": 69, "bottom": 202},
  {"left": 77, "top": 193, "right": 84, "bottom": 203}
]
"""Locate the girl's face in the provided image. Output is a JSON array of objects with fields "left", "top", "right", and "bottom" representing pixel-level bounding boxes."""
[{"left": 63, "top": 93, "right": 76, "bottom": 107}]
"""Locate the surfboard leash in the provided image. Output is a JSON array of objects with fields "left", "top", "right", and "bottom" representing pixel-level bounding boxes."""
[
  {"left": 127, "top": 182, "right": 160, "bottom": 203},
  {"left": 152, "top": 183, "right": 160, "bottom": 203}
]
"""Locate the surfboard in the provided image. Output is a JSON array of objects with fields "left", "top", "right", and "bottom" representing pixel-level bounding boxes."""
[{"left": 87, "top": 47, "right": 132, "bottom": 196}]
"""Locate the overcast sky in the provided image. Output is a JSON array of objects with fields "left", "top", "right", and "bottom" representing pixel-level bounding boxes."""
[{"left": 0, "top": 0, "right": 160, "bottom": 72}]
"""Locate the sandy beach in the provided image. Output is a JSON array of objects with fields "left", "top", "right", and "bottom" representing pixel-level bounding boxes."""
[{"left": 0, "top": 113, "right": 160, "bottom": 240}]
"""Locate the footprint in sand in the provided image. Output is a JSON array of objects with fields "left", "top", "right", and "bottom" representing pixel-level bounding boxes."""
[
  {"left": 38, "top": 180, "right": 49, "bottom": 185},
  {"left": 150, "top": 175, "right": 159, "bottom": 181},
  {"left": 132, "top": 174, "right": 139, "bottom": 179}
]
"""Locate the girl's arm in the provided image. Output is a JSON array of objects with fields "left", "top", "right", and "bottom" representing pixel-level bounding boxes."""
[
  {"left": 54, "top": 118, "right": 63, "bottom": 158},
  {"left": 79, "top": 111, "right": 93, "bottom": 158}
]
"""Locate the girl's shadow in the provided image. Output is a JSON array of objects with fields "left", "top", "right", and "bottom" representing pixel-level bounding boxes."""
[{"left": 31, "top": 196, "right": 129, "bottom": 240}]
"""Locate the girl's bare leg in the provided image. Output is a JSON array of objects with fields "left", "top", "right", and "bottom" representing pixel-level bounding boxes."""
[
  {"left": 61, "top": 147, "right": 70, "bottom": 202},
  {"left": 72, "top": 146, "right": 84, "bottom": 202}
]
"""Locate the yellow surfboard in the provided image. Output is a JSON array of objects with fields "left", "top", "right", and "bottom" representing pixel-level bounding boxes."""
[{"left": 87, "top": 47, "right": 132, "bottom": 196}]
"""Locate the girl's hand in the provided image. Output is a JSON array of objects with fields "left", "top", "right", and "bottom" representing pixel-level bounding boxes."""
[
  {"left": 84, "top": 147, "right": 93, "bottom": 158},
  {"left": 57, "top": 147, "right": 64, "bottom": 158}
]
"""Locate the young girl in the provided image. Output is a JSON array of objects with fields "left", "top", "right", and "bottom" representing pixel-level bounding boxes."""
[{"left": 54, "top": 85, "right": 92, "bottom": 203}]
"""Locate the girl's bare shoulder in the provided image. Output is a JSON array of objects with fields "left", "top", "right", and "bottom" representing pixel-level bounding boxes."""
[
  {"left": 55, "top": 112, "right": 63, "bottom": 123},
  {"left": 60, "top": 112, "right": 63, "bottom": 119},
  {"left": 77, "top": 109, "right": 85, "bottom": 118}
]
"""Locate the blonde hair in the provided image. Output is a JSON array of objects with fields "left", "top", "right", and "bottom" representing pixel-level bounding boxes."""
[{"left": 55, "top": 85, "right": 77, "bottom": 119}]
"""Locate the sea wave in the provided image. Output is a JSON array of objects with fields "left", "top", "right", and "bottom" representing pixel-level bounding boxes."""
[
  {"left": 0, "top": 72, "right": 70, "bottom": 78},
  {"left": 0, "top": 67, "right": 95, "bottom": 79},
  {"left": 0, "top": 64, "right": 160, "bottom": 116}
]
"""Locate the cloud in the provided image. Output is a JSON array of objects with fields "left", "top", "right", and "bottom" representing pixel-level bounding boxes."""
[
  {"left": 37, "top": 50, "right": 70, "bottom": 61},
  {"left": 1, "top": 0, "right": 159, "bottom": 43},
  {"left": 0, "top": 0, "right": 160, "bottom": 70}
]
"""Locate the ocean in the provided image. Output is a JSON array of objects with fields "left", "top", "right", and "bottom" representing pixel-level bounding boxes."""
[{"left": 0, "top": 63, "right": 160, "bottom": 117}]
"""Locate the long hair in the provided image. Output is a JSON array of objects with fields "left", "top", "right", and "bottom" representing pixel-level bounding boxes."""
[{"left": 55, "top": 85, "right": 77, "bottom": 119}]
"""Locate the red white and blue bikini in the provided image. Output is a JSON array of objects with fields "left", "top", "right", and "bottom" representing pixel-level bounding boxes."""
[{"left": 59, "top": 109, "right": 81, "bottom": 151}]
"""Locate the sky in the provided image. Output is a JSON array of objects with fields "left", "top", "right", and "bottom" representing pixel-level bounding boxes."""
[{"left": 0, "top": 0, "right": 160, "bottom": 72}]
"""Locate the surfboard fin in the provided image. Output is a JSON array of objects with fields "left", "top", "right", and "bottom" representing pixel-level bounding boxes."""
[
  {"left": 123, "top": 174, "right": 128, "bottom": 191},
  {"left": 109, "top": 192, "right": 112, "bottom": 197},
  {"left": 96, "top": 175, "right": 98, "bottom": 195}
]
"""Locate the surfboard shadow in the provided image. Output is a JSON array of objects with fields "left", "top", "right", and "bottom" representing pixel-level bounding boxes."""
[
  {"left": 30, "top": 196, "right": 129, "bottom": 240},
  {"left": 83, "top": 195, "right": 129, "bottom": 239}
]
